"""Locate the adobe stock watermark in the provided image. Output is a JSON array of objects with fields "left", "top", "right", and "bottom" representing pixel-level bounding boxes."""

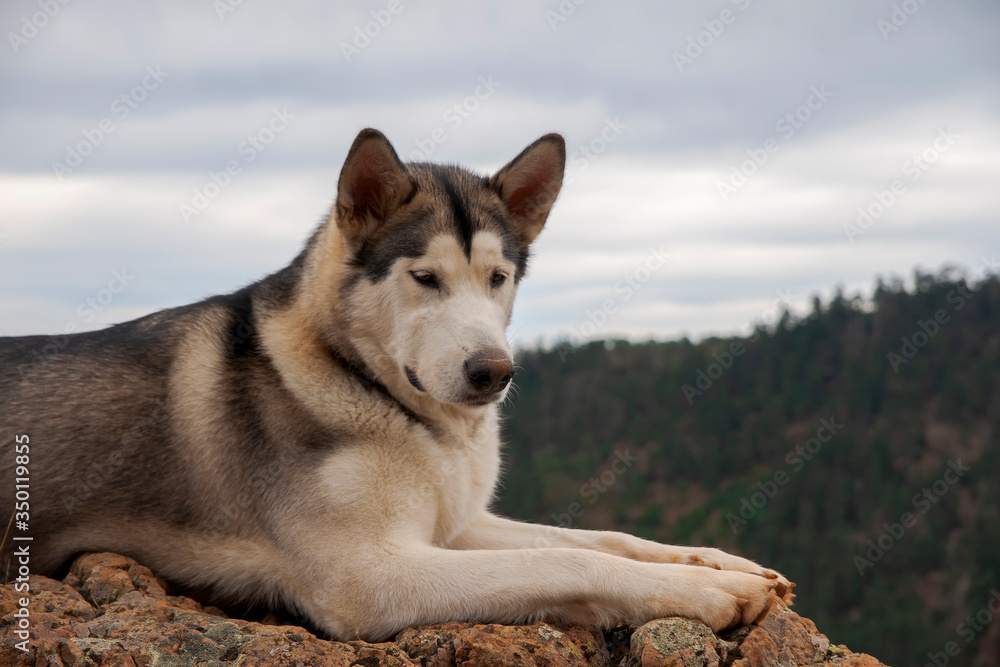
[
  {"left": 726, "top": 416, "right": 844, "bottom": 533},
  {"left": 672, "top": 0, "right": 752, "bottom": 73},
  {"left": 877, "top": 0, "right": 932, "bottom": 41},
  {"left": 563, "top": 116, "right": 629, "bottom": 187},
  {"left": 716, "top": 84, "right": 833, "bottom": 202},
  {"left": 62, "top": 386, "right": 287, "bottom": 525},
  {"left": 523, "top": 448, "right": 638, "bottom": 562},
  {"left": 519, "top": 117, "right": 629, "bottom": 285},
  {"left": 843, "top": 126, "right": 959, "bottom": 243},
  {"left": 213, "top": 0, "right": 246, "bottom": 21},
  {"left": 7, "top": 0, "right": 72, "bottom": 54},
  {"left": 557, "top": 244, "right": 670, "bottom": 362},
  {"left": 545, "top": 0, "right": 588, "bottom": 31},
  {"left": 405, "top": 75, "right": 501, "bottom": 162},
  {"left": 340, "top": 0, "right": 412, "bottom": 63},
  {"left": 854, "top": 459, "right": 969, "bottom": 576},
  {"left": 682, "top": 288, "right": 797, "bottom": 404},
  {"left": 887, "top": 281, "right": 973, "bottom": 373},
  {"left": 549, "top": 449, "right": 639, "bottom": 529},
  {"left": 922, "top": 589, "right": 1000, "bottom": 667},
  {"left": 178, "top": 106, "right": 296, "bottom": 223},
  {"left": 51, "top": 65, "right": 169, "bottom": 181},
  {"left": 9, "top": 434, "right": 32, "bottom": 652},
  {"left": 15, "top": 268, "right": 137, "bottom": 382}
]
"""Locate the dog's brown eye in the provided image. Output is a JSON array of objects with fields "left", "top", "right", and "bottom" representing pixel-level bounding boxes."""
[
  {"left": 491, "top": 272, "right": 507, "bottom": 288},
  {"left": 411, "top": 270, "right": 439, "bottom": 288}
]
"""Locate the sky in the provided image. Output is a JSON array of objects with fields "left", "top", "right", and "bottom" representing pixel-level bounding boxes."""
[{"left": 1, "top": 0, "right": 998, "bottom": 346}]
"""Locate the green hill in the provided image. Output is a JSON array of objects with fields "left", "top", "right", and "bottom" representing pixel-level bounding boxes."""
[{"left": 496, "top": 270, "right": 1000, "bottom": 667}]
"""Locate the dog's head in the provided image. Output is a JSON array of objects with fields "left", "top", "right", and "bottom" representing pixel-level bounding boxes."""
[{"left": 331, "top": 128, "right": 564, "bottom": 407}]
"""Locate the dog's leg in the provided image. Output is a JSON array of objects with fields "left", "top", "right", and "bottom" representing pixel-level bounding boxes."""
[
  {"left": 297, "top": 542, "right": 779, "bottom": 642},
  {"left": 448, "top": 512, "right": 795, "bottom": 603}
]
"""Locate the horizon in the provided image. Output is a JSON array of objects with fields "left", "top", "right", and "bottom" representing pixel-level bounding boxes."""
[{"left": 516, "top": 263, "right": 999, "bottom": 352}]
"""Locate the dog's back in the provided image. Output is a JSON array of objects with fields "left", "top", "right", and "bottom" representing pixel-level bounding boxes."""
[
  {"left": 1, "top": 311, "right": 175, "bottom": 567},
  {"left": 0, "top": 277, "right": 333, "bottom": 582}
]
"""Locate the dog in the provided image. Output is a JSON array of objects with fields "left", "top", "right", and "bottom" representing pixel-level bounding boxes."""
[{"left": 0, "top": 129, "right": 794, "bottom": 641}]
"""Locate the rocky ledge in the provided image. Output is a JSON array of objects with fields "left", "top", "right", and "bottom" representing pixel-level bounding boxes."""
[{"left": 1, "top": 552, "right": 888, "bottom": 666}]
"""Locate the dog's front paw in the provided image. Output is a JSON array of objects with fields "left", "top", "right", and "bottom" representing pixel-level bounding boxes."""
[
  {"left": 679, "top": 548, "right": 796, "bottom": 605},
  {"left": 681, "top": 569, "right": 780, "bottom": 632}
]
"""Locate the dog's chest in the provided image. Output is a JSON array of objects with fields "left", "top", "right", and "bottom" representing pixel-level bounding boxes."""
[
  {"left": 425, "top": 416, "right": 503, "bottom": 545},
  {"left": 315, "top": 409, "right": 503, "bottom": 546}
]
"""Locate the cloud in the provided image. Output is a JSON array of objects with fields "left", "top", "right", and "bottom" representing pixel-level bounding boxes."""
[{"left": 1, "top": 0, "right": 998, "bottom": 343}]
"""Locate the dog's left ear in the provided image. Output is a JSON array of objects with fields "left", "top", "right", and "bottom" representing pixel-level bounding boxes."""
[{"left": 489, "top": 133, "right": 565, "bottom": 246}]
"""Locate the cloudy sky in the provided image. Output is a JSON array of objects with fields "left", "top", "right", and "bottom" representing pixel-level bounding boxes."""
[{"left": 1, "top": 0, "right": 997, "bottom": 346}]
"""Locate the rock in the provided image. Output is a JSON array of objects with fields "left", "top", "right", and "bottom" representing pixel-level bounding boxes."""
[
  {"left": 627, "top": 606, "right": 890, "bottom": 667},
  {"left": 628, "top": 617, "right": 721, "bottom": 666},
  {"left": 396, "top": 620, "right": 608, "bottom": 666},
  {"left": 736, "top": 626, "right": 780, "bottom": 667},
  {"left": 0, "top": 552, "right": 891, "bottom": 666},
  {"left": 395, "top": 621, "right": 472, "bottom": 666},
  {"left": 71, "top": 552, "right": 137, "bottom": 606},
  {"left": 454, "top": 622, "right": 608, "bottom": 666}
]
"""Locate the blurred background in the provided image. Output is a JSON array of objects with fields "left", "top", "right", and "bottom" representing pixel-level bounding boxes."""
[{"left": 2, "top": 1, "right": 999, "bottom": 664}]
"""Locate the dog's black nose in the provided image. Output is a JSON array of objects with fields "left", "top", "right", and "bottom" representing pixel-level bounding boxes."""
[{"left": 465, "top": 347, "right": 514, "bottom": 395}]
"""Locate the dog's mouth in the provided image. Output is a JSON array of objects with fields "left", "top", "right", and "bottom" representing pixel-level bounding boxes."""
[
  {"left": 405, "top": 366, "right": 508, "bottom": 406},
  {"left": 459, "top": 393, "right": 504, "bottom": 406},
  {"left": 405, "top": 366, "right": 426, "bottom": 392}
]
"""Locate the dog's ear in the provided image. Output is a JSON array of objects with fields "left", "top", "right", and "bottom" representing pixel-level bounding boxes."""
[
  {"left": 489, "top": 133, "right": 566, "bottom": 246},
  {"left": 334, "top": 128, "right": 416, "bottom": 245}
]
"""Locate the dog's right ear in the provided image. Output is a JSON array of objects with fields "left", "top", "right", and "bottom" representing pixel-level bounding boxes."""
[{"left": 334, "top": 129, "right": 416, "bottom": 245}]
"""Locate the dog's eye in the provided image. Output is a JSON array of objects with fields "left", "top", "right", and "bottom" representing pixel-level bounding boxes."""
[
  {"left": 491, "top": 272, "right": 507, "bottom": 288},
  {"left": 411, "top": 270, "right": 439, "bottom": 288}
]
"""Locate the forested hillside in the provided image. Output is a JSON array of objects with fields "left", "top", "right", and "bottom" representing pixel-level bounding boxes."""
[{"left": 496, "top": 270, "right": 1000, "bottom": 667}]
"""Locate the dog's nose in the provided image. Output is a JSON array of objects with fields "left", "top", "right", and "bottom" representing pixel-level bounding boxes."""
[{"left": 465, "top": 348, "right": 514, "bottom": 395}]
